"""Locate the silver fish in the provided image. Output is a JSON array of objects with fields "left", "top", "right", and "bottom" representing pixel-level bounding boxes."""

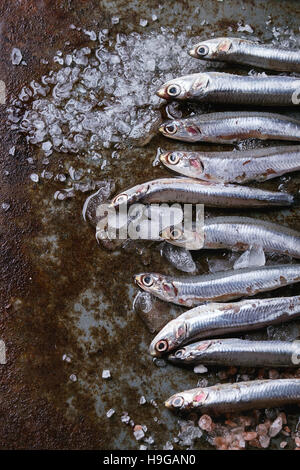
[
  {"left": 110, "top": 177, "right": 293, "bottom": 209},
  {"left": 189, "top": 37, "right": 300, "bottom": 73},
  {"left": 149, "top": 295, "right": 300, "bottom": 356},
  {"left": 134, "top": 264, "right": 300, "bottom": 307},
  {"left": 160, "top": 216, "right": 300, "bottom": 256},
  {"left": 168, "top": 338, "right": 300, "bottom": 368},
  {"left": 157, "top": 72, "right": 300, "bottom": 106},
  {"left": 159, "top": 112, "right": 300, "bottom": 143},
  {"left": 159, "top": 146, "right": 300, "bottom": 183},
  {"left": 165, "top": 379, "right": 300, "bottom": 414}
]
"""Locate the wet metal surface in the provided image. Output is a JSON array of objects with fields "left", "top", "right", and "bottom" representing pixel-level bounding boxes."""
[{"left": 1, "top": 0, "right": 300, "bottom": 449}]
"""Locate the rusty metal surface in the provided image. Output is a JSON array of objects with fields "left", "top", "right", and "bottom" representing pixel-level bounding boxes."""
[{"left": 0, "top": 0, "right": 300, "bottom": 450}]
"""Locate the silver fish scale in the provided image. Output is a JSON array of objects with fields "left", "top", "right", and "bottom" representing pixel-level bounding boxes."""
[
  {"left": 171, "top": 264, "right": 300, "bottom": 305},
  {"left": 139, "top": 177, "right": 293, "bottom": 207},
  {"left": 192, "top": 38, "right": 300, "bottom": 72},
  {"left": 165, "top": 216, "right": 300, "bottom": 256},
  {"left": 166, "top": 112, "right": 300, "bottom": 143},
  {"left": 170, "top": 338, "right": 300, "bottom": 367},
  {"left": 226, "top": 39, "right": 300, "bottom": 72},
  {"left": 154, "top": 295, "right": 300, "bottom": 349},
  {"left": 197, "top": 379, "right": 300, "bottom": 413},
  {"left": 149, "top": 296, "right": 300, "bottom": 356},
  {"left": 194, "top": 146, "right": 300, "bottom": 183},
  {"left": 199, "top": 113, "right": 300, "bottom": 141},
  {"left": 190, "top": 73, "right": 300, "bottom": 106}
]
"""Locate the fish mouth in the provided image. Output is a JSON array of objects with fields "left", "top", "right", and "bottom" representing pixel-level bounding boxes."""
[
  {"left": 133, "top": 274, "right": 142, "bottom": 287},
  {"left": 159, "top": 124, "right": 167, "bottom": 135},
  {"left": 156, "top": 87, "right": 168, "bottom": 99},
  {"left": 159, "top": 227, "right": 168, "bottom": 239},
  {"left": 188, "top": 47, "right": 197, "bottom": 58},
  {"left": 164, "top": 398, "right": 172, "bottom": 409},
  {"left": 159, "top": 151, "right": 171, "bottom": 164}
]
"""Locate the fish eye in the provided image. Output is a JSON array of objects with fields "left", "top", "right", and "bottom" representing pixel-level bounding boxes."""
[
  {"left": 165, "top": 123, "right": 177, "bottom": 135},
  {"left": 167, "top": 153, "right": 180, "bottom": 165},
  {"left": 142, "top": 275, "right": 153, "bottom": 287},
  {"left": 174, "top": 348, "right": 185, "bottom": 358},
  {"left": 155, "top": 339, "right": 169, "bottom": 353},
  {"left": 167, "top": 84, "right": 181, "bottom": 97},
  {"left": 113, "top": 193, "right": 128, "bottom": 205},
  {"left": 196, "top": 45, "right": 209, "bottom": 56},
  {"left": 171, "top": 396, "right": 184, "bottom": 408},
  {"left": 170, "top": 228, "right": 182, "bottom": 240}
]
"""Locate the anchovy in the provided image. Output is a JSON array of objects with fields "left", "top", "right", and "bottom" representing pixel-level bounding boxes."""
[
  {"left": 149, "top": 295, "right": 300, "bottom": 356},
  {"left": 189, "top": 37, "right": 300, "bottom": 73},
  {"left": 159, "top": 146, "right": 300, "bottom": 183},
  {"left": 110, "top": 177, "right": 293, "bottom": 209},
  {"left": 159, "top": 112, "right": 300, "bottom": 143},
  {"left": 165, "top": 379, "right": 300, "bottom": 414},
  {"left": 168, "top": 338, "right": 300, "bottom": 367},
  {"left": 161, "top": 216, "right": 300, "bottom": 257},
  {"left": 135, "top": 264, "right": 300, "bottom": 307},
  {"left": 157, "top": 72, "right": 300, "bottom": 106}
]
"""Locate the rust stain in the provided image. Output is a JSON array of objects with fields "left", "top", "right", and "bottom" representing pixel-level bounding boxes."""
[{"left": 1, "top": 0, "right": 300, "bottom": 452}]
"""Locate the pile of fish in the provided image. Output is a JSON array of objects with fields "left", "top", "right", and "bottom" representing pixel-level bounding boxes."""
[{"left": 109, "top": 37, "right": 300, "bottom": 416}]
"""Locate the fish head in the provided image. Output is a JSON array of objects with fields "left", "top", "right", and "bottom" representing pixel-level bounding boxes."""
[
  {"left": 168, "top": 346, "right": 190, "bottom": 363},
  {"left": 110, "top": 183, "right": 149, "bottom": 209},
  {"left": 165, "top": 388, "right": 208, "bottom": 412},
  {"left": 159, "top": 120, "right": 202, "bottom": 142},
  {"left": 134, "top": 272, "right": 179, "bottom": 303},
  {"left": 160, "top": 224, "right": 203, "bottom": 250},
  {"left": 160, "top": 150, "right": 204, "bottom": 178},
  {"left": 149, "top": 317, "right": 188, "bottom": 357},
  {"left": 168, "top": 340, "right": 212, "bottom": 364},
  {"left": 189, "top": 37, "right": 232, "bottom": 59},
  {"left": 156, "top": 74, "right": 209, "bottom": 100}
]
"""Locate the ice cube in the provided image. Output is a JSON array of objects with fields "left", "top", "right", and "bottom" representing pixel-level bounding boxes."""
[
  {"left": 133, "top": 428, "right": 145, "bottom": 441},
  {"left": 106, "top": 408, "right": 115, "bottom": 418},
  {"left": 121, "top": 413, "right": 130, "bottom": 424},
  {"left": 163, "top": 441, "right": 173, "bottom": 450},
  {"left": 42, "top": 141, "right": 52, "bottom": 152},
  {"left": 62, "top": 354, "right": 71, "bottom": 362},
  {"left": 102, "top": 369, "right": 111, "bottom": 379},
  {"left": 30, "top": 173, "right": 39, "bottom": 183},
  {"left": 1, "top": 203, "right": 10, "bottom": 212},
  {"left": 194, "top": 364, "right": 208, "bottom": 374},
  {"left": 11, "top": 48, "right": 22, "bottom": 65},
  {"left": 237, "top": 23, "right": 254, "bottom": 33},
  {"left": 233, "top": 245, "right": 265, "bottom": 270},
  {"left": 139, "top": 396, "right": 146, "bottom": 405},
  {"left": 140, "top": 19, "right": 148, "bottom": 27},
  {"left": 83, "top": 30, "right": 97, "bottom": 41}
]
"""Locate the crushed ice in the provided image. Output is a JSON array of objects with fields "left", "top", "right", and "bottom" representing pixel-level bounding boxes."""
[{"left": 8, "top": 28, "right": 199, "bottom": 164}]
